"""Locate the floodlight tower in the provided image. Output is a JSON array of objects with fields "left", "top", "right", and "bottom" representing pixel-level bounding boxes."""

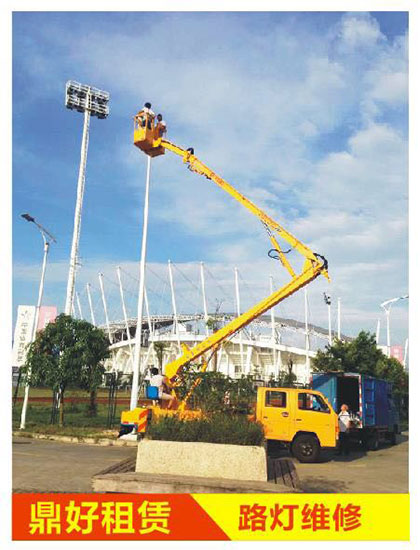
[
  {"left": 380, "top": 295, "right": 409, "bottom": 358},
  {"left": 64, "top": 80, "right": 109, "bottom": 315}
]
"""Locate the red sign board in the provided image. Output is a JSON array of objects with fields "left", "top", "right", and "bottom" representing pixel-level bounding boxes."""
[
  {"left": 37, "top": 306, "right": 57, "bottom": 331},
  {"left": 390, "top": 345, "right": 403, "bottom": 364}
]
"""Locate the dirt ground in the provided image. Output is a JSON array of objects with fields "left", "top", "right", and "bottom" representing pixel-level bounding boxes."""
[{"left": 12, "top": 434, "right": 408, "bottom": 493}]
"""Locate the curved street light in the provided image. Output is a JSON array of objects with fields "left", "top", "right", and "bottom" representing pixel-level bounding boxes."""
[
  {"left": 19, "top": 213, "right": 56, "bottom": 430},
  {"left": 380, "top": 295, "right": 408, "bottom": 358}
]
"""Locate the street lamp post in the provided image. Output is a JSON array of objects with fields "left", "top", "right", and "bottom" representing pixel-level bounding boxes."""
[
  {"left": 323, "top": 292, "right": 332, "bottom": 345},
  {"left": 64, "top": 81, "right": 109, "bottom": 315},
  {"left": 380, "top": 295, "right": 409, "bottom": 358},
  {"left": 19, "top": 213, "right": 56, "bottom": 430}
]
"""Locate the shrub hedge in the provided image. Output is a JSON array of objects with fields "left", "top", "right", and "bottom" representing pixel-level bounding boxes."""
[{"left": 147, "top": 413, "right": 265, "bottom": 446}]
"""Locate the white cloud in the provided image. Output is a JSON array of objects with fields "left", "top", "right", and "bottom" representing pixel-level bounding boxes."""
[
  {"left": 336, "top": 13, "right": 385, "bottom": 51},
  {"left": 13, "top": 12, "right": 408, "bottom": 344}
]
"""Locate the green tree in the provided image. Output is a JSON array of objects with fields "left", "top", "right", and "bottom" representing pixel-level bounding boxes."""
[
  {"left": 21, "top": 314, "right": 110, "bottom": 425},
  {"left": 78, "top": 324, "right": 111, "bottom": 416},
  {"left": 312, "top": 330, "right": 409, "bottom": 418},
  {"left": 312, "top": 331, "right": 383, "bottom": 376}
]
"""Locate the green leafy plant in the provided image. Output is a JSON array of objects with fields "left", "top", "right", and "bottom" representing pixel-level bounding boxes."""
[
  {"left": 176, "top": 371, "right": 256, "bottom": 413},
  {"left": 147, "top": 413, "right": 265, "bottom": 446}
]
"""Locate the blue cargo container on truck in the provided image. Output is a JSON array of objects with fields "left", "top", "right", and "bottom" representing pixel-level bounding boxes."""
[{"left": 311, "top": 372, "right": 400, "bottom": 450}]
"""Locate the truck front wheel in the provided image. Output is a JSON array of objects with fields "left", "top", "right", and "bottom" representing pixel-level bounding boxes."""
[{"left": 292, "top": 434, "right": 320, "bottom": 463}]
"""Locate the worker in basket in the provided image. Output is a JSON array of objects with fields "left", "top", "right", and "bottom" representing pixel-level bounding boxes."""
[
  {"left": 155, "top": 113, "right": 167, "bottom": 137},
  {"left": 139, "top": 102, "right": 155, "bottom": 129},
  {"left": 149, "top": 367, "right": 176, "bottom": 409}
]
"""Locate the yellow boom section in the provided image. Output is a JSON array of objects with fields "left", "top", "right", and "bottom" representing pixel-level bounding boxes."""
[
  {"left": 132, "top": 113, "right": 330, "bottom": 394},
  {"left": 161, "top": 139, "right": 329, "bottom": 279},
  {"left": 165, "top": 260, "right": 323, "bottom": 383}
]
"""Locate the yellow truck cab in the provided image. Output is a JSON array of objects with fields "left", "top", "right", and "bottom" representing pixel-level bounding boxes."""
[{"left": 256, "top": 387, "right": 339, "bottom": 462}]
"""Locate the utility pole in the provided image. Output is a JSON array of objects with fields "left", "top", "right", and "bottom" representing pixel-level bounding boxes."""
[
  {"left": 19, "top": 214, "right": 56, "bottom": 430},
  {"left": 130, "top": 156, "right": 152, "bottom": 411},
  {"left": 64, "top": 81, "right": 109, "bottom": 314},
  {"left": 86, "top": 283, "right": 96, "bottom": 325}
]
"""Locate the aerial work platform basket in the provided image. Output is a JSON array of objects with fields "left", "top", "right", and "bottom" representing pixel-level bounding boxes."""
[{"left": 133, "top": 111, "right": 165, "bottom": 157}]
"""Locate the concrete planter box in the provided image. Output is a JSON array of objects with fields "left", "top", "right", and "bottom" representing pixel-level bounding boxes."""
[{"left": 136, "top": 439, "right": 267, "bottom": 482}]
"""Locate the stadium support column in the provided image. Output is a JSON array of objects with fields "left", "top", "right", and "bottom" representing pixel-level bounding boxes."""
[
  {"left": 234, "top": 267, "right": 244, "bottom": 373},
  {"left": 168, "top": 260, "right": 181, "bottom": 352},
  {"left": 200, "top": 262, "right": 209, "bottom": 336},
  {"left": 117, "top": 266, "right": 134, "bottom": 368},
  {"left": 99, "top": 273, "right": 116, "bottom": 372},
  {"left": 376, "top": 319, "right": 380, "bottom": 345},
  {"left": 86, "top": 283, "right": 96, "bottom": 325},
  {"left": 269, "top": 276, "right": 278, "bottom": 377},
  {"left": 76, "top": 292, "right": 83, "bottom": 319},
  {"left": 130, "top": 156, "right": 152, "bottom": 411},
  {"left": 337, "top": 297, "right": 341, "bottom": 341},
  {"left": 304, "top": 287, "right": 310, "bottom": 382}
]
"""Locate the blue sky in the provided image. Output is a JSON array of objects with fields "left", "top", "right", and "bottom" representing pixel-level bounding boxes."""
[{"left": 13, "top": 11, "right": 408, "bottom": 347}]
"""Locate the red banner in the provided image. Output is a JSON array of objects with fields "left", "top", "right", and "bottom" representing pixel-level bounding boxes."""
[
  {"left": 37, "top": 306, "right": 57, "bottom": 331},
  {"left": 12, "top": 493, "right": 229, "bottom": 541}
]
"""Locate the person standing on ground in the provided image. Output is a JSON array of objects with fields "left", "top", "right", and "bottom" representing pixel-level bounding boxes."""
[{"left": 338, "top": 403, "right": 351, "bottom": 456}]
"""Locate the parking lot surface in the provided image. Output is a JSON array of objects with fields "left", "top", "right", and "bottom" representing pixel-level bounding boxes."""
[
  {"left": 13, "top": 437, "right": 136, "bottom": 492},
  {"left": 13, "top": 434, "right": 408, "bottom": 493},
  {"left": 294, "top": 434, "right": 408, "bottom": 493}
]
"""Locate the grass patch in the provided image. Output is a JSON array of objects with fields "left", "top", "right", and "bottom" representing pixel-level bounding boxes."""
[
  {"left": 147, "top": 413, "right": 265, "bottom": 446},
  {"left": 12, "top": 402, "right": 126, "bottom": 438}
]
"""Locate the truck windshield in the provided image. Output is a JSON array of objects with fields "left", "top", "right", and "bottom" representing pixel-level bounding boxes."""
[{"left": 298, "top": 393, "right": 330, "bottom": 413}]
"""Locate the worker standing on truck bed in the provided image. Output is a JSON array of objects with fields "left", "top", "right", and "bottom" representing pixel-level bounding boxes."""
[
  {"left": 338, "top": 404, "right": 351, "bottom": 456},
  {"left": 149, "top": 367, "right": 176, "bottom": 409}
]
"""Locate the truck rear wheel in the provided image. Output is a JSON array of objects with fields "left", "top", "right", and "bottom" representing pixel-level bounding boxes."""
[
  {"left": 367, "top": 431, "right": 379, "bottom": 451},
  {"left": 292, "top": 434, "right": 320, "bottom": 463},
  {"left": 388, "top": 430, "right": 397, "bottom": 446}
]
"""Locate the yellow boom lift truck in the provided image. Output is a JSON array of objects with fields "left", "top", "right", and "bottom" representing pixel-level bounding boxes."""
[{"left": 120, "top": 106, "right": 338, "bottom": 462}]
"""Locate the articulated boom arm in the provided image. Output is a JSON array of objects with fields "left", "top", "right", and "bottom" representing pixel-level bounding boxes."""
[
  {"left": 161, "top": 139, "right": 329, "bottom": 280},
  {"left": 133, "top": 112, "right": 330, "bottom": 403},
  {"left": 165, "top": 261, "right": 324, "bottom": 384}
]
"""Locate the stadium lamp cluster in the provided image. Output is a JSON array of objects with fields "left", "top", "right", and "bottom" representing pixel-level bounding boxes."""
[{"left": 65, "top": 80, "right": 110, "bottom": 118}]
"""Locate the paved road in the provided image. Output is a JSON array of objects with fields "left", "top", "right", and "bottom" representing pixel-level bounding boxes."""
[
  {"left": 294, "top": 434, "right": 408, "bottom": 493},
  {"left": 13, "top": 438, "right": 136, "bottom": 492},
  {"left": 13, "top": 434, "right": 408, "bottom": 493}
]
